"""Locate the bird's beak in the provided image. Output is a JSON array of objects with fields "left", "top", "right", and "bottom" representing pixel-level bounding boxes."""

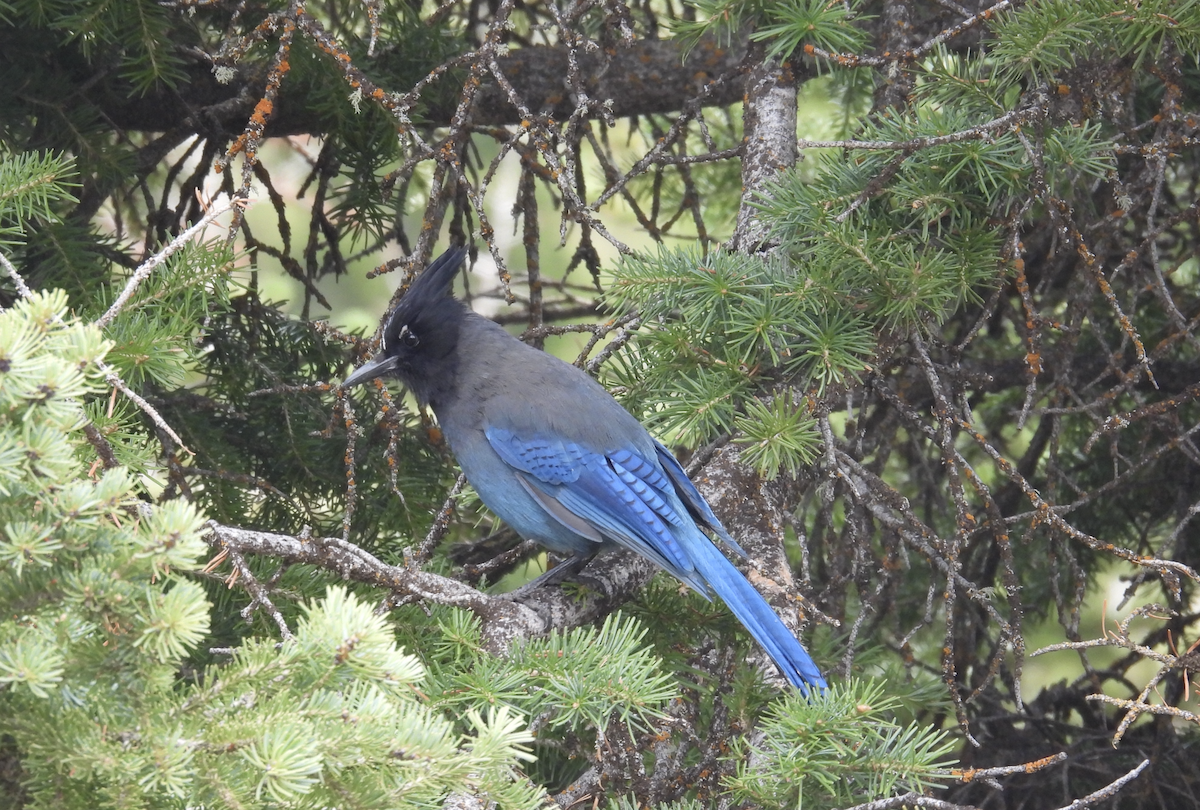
[{"left": 340, "top": 354, "right": 399, "bottom": 388}]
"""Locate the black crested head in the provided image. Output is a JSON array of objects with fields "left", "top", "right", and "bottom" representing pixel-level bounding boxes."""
[{"left": 340, "top": 247, "right": 469, "bottom": 406}]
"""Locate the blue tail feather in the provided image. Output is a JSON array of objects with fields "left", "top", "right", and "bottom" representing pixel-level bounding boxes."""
[{"left": 688, "top": 535, "right": 826, "bottom": 695}]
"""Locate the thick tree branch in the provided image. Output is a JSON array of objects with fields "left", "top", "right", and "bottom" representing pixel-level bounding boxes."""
[
  {"left": 204, "top": 521, "right": 657, "bottom": 654},
  {"left": 103, "top": 38, "right": 747, "bottom": 137},
  {"left": 729, "top": 40, "right": 796, "bottom": 251}
]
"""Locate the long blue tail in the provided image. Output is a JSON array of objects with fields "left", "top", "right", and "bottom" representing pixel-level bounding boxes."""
[{"left": 689, "top": 536, "right": 826, "bottom": 696}]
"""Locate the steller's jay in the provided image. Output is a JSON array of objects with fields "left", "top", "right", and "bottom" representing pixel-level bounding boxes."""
[{"left": 341, "top": 246, "right": 826, "bottom": 694}]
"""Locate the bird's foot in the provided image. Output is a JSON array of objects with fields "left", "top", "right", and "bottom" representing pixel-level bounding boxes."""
[{"left": 500, "top": 552, "right": 596, "bottom": 601}]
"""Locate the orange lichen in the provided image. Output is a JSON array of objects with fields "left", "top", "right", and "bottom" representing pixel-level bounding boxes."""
[{"left": 249, "top": 98, "right": 274, "bottom": 126}]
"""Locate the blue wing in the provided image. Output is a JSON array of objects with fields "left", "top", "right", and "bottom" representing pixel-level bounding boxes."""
[
  {"left": 652, "top": 441, "right": 745, "bottom": 557},
  {"left": 484, "top": 425, "right": 827, "bottom": 695},
  {"left": 486, "top": 427, "right": 704, "bottom": 588}
]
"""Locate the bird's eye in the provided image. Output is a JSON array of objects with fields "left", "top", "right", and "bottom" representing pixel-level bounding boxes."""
[{"left": 402, "top": 330, "right": 420, "bottom": 347}]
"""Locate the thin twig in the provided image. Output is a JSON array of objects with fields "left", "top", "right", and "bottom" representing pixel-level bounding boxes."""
[
  {"left": 413, "top": 473, "right": 468, "bottom": 565},
  {"left": 95, "top": 195, "right": 243, "bottom": 329},
  {"left": 0, "top": 248, "right": 34, "bottom": 300},
  {"left": 952, "top": 752, "right": 1067, "bottom": 782},
  {"left": 838, "top": 794, "right": 979, "bottom": 810},
  {"left": 1050, "top": 759, "right": 1150, "bottom": 810},
  {"left": 101, "top": 363, "right": 192, "bottom": 454},
  {"left": 800, "top": 107, "right": 1027, "bottom": 153},
  {"left": 225, "top": 546, "right": 295, "bottom": 640}
]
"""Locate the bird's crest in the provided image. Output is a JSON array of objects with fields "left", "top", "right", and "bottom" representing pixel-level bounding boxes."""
[
  {"left": 386, "top": 246, "right": 468, "bottom": 329},
  {"left": 341, "top": 246, "right": 469, "bottom": 394},
  {"left": 380, "top": 246, "right": 469, "bottom": 352}
]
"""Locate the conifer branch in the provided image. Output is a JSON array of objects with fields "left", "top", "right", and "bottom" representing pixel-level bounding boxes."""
[
  {"left": 4, "top": 244, "right": 192, "bottom": 455},
  {"left": 203, "top": 521, "right": 658, "bottom": 654},
  {"left": 94, "top": 195, "right": 244, "bottom": 330},
  {"left": 797, "top": 105, "right": 1028, "bottom": 153}
]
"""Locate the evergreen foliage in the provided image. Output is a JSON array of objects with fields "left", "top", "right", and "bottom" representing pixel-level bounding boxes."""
[
  {"left": 424, "top": 612, "right": 677, "bottom": 733},
  {"left": 727, "top": 680, "right": 956, "bottom": 809},
  {"left": 0, "top": 156, "right": 652, "bottom": 809}
]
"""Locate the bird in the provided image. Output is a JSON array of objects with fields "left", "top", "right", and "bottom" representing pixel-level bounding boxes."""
[{"left": 341, "top": 246, "right": 826, "bottom": 695}]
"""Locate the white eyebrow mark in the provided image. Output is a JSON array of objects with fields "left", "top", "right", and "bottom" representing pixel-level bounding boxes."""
[{"left": 383, "top": 323, "right": 411, "bottom": 353}]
